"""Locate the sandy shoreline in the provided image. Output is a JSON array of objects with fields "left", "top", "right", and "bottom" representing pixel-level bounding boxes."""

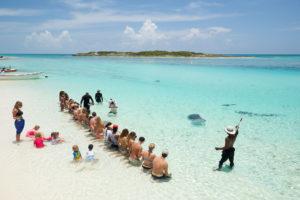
[{"left": 0, "top": 80, "right": 280, "bottom": 200}]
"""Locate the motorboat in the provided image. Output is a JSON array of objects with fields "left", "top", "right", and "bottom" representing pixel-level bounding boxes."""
[{"left": 0, "top": 72, "right": 43, "bottom": 80}]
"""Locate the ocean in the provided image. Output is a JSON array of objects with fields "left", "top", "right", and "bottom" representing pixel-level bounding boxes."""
[{"left": 0, "top": 54, "right": 299, "bottom": 200}]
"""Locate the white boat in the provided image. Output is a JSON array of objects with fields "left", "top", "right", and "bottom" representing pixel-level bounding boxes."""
[{"left": 0, "top": 72, "right": 43, "bottom": 80}]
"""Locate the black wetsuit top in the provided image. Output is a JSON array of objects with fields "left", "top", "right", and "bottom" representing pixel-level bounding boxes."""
[
  {"left": 80, "top": 95, "right": 94, "bottom": 107},
  {"left": 95, "top": 92, "right": 103, "bottom": 102}
]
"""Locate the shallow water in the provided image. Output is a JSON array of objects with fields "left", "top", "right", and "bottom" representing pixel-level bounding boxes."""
[{"left": 0, "top": 55, "right": 300, "bottom": 200}]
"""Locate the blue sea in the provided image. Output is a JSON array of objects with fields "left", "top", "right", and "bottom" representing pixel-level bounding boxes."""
[{"left": 1, "top": 54, "right": 300, "bottom": 199}]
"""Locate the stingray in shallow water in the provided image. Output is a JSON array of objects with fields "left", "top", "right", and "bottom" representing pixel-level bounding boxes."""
[
  {"left": 235, "top": 111, "right": 277, "bottom": 117},
  {"left": 222, "top": 104, "right": 236, "bottom": 107},
  {"left": 187, "top": 114, "right": 206, "bottom": 125}
]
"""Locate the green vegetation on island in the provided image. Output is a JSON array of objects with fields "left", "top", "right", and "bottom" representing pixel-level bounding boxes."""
[{"left": 72, "top": 51, "right": 232, "bottom": 58}]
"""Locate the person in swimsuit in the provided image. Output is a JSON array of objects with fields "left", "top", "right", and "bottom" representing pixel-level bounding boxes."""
[
  {"left": 152, "top": 149, "right": 172, "bottom": 179},
  {"left": 95, "top": 90, "right": 103, "bottom": 103},
  {"left": 51, "top": 132, "right": 65, "bottom": 144},
  {"left": 108, "top": 99, "right": 118, "bottom": 114},
  {"left": 26, "top": 125, "right": 40, "bottom": 138},
  {"left": 85, "top": 144, "right": 99, "bottom": 162},
  {"left": 129, "top": 137, "right": 145, "bottom": 165},
  {"left": 12, "top": 101, "right": 25, "bottom": 142},
  {"left": 89, "top": 112, "right": 97, "bottom": 132},
  {"left": 141, "top": 143, "right": 156, "bottom": 169},
  {"left": 33, "top": 132, "right": 45, "bottom": 148},
  {"left": 118, "top": 129, "right": 129, "bottom": 153},
  {"left": 215, "top": 125, "right": 240, "bottom": 171},
  {"left": 94, "top": 116, "right": 105, "bottom": 137},
  {"left": 78, "top": 107, "right": 87, "bottom": 124},
  {"left": 59, "top": 91, "right": 66, "bottom": 111},
  {"left": 72, "top": 145, "right": 82, "bottom": 161},
  {"left": 127, "top": 131, "right": 137, "bottom": 153}
]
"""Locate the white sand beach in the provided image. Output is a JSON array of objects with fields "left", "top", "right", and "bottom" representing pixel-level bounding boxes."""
[{"left": 0, "top": 78, "right": 283, "bottom": 200}]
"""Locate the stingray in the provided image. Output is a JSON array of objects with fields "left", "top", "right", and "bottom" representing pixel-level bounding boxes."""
[
  {"left": 222, "top": 104, "right": 236, "bottom": 107},
  {"left": 235, "top": 111, "right": 277, "bottom": 117},
  {"left": 187, "top": 114, "right": 206, "bottom": 124}
]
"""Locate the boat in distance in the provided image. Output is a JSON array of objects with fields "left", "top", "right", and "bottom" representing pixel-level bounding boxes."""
[{"left": 0, "top": 72, "right": 43, "bottom": 80}]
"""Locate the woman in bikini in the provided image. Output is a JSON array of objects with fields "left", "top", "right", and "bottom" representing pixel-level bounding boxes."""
[
  {"left": 141, "top": 143, "right": 156, "bottom": 169},
  {"left": 127, "top": 131, "right": 137, "bottom": 153},
  {"left": 94, "top": 116, "right": 105, "bottom": 137},
  {"left": 12, "top": 101, "right": 25, "bottom": 142},
  {"left": 118, "top": 129, "right": 129, "bottom": 153}
]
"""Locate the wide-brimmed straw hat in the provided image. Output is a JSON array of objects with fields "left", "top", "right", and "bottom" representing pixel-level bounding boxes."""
[{"left": 224, "top": 126, "right": 235, "bottom": 135}]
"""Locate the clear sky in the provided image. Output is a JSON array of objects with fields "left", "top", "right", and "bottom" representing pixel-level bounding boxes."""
[{"left": 1, "top": 0, "right": 300, "bottom": 54}]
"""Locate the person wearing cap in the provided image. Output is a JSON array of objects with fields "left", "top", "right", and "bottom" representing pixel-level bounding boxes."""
[
  {"left": 108, "top": 125, "right": 119, "bottom": 149},
  {"left": 215, "top": 125, "right": 240, "bottom": 171},
  {"left": 95, "top": 90, "right": 103, "bottom": 103},
  {"left": 129, "top": 137, "right": 145, "bottom": 165},
  {"left": 152, "top": 149, "right": 172, "bottom": 179}
]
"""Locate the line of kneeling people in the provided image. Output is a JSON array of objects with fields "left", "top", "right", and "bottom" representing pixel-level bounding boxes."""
[{"left": 61, "top": 93, "right": 172, "bottom": 180}]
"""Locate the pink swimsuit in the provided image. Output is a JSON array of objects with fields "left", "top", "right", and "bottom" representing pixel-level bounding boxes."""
[
  {"left": 26, "top": 129, "right": 36, "bottom": 137},
  {"left": 34, "top": 138, "right": 45, "bottom": 148}
]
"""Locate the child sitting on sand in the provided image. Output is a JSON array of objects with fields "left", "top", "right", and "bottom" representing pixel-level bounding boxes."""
[
  {"left": 85, "top": 144, "right": 98, "bottom": 162},
  {"left": 26, "top": 125, "right": 40, "bottom": 137},
  {"left": 73, "top": 145, "right": 82, "bottom": 161},
  {"left": 51, "top": 132, "right": 65, "bottom": 144},
  {"left": 34, "top": 132, "right": 45, "bottom": 148}
]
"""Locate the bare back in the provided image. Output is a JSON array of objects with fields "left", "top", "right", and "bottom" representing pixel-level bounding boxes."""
[
  {"left": 142, "top": 150, "right": 156, "bottom": 168},
  {"left": 152, "top": 157, "right": 168, "bottom": 176},
  {"left": 118, "top": 137, "right": 128, "bottom": 151},
  {"left": 129, "top": 142, "right": 142, "bottom": 160}
]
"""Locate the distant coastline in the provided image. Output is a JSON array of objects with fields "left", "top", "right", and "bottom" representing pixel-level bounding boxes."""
[{"left": 72, "top": 51, "right": 240, "bottom": 58}]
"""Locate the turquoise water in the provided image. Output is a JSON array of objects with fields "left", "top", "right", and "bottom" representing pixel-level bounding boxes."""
[{"left": 1, "top": 55, "right": 300, "bottom": 199}]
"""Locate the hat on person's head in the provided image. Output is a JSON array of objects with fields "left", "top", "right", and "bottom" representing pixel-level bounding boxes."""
[
  {"left": 97, "top": 89, "right": 100, "bottom": 92},
  {"left": 162, "top": 149, "right": 169, "bottom": 156},
  {"left": 224, "top": 126, "right": 235, "bottom": 135},
  {"left": 113, "top": 125, "right": 118, "bottom": 129}
]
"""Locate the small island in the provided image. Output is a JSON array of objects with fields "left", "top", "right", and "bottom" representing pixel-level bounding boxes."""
[{"left": 72, "top": 51, "right": 236, "bottom": 58}]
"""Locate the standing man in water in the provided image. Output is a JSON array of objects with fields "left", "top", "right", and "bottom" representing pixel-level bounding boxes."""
[
  {"left": 215, "top": 125, "right": 239, "bottom": 171},
  {"left": 95, "top": 90, "right": 103, "bottom": 103},
  {"left": 80, "top": 92, "right": 94, "bottom": 113}
]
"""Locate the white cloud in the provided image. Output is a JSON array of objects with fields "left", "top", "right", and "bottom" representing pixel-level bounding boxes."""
[
  {"left": 124, "top": 19, "right": 165, "bottom": 44},
  {"left": 25, "top": 30, "right": 73, "bottom": 49},
  {"left": 187, "top": 1, "right": 221, "bottom": 9},
  {"left": 182, "top": 26, "right": 231, "bottom": 40},
  {"left": 39, "top": 9, "right": 238, "bottom": 30},
  {"left": 59, "top": 0, "right": 109, "bottom": 10},
  {"left": 0, "top": 8, "right": 41, "bottom": 16}
]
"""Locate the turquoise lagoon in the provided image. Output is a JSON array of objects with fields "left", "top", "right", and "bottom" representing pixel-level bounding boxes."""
[{"left": 1, "top": 54, "right": 300, "bottom": 199}]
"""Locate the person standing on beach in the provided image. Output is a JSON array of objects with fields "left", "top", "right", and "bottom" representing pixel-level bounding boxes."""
[
  {"left": 215, "top": 125, "right": 239, "bottom": 171},
  {"left": 80, "top": 92, "right": 94, "bottom": 113},
  {"left": 12, "top": 101, "right": 25, "bottom": 142},
  {"left": 95, "top": 90, "right": 103, "bottom": 103}
]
